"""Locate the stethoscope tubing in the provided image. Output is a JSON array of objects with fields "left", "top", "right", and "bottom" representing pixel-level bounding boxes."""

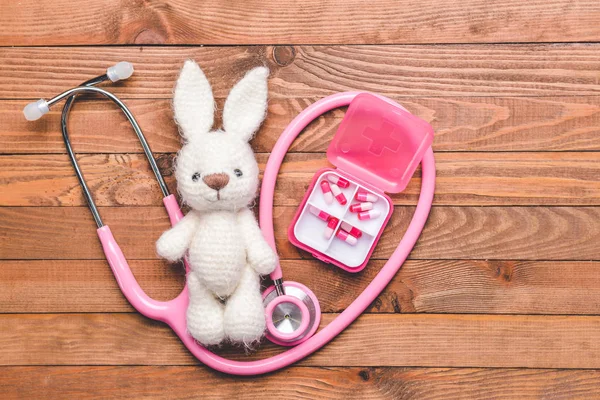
[
  {"left": 53, "top": 84, "right": 435, "bottom": 375},
  {"left": 57, "top": 83, "right": 169, "bottom": 227}
]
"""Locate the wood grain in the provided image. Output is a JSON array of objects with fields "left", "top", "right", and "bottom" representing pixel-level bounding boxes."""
[
  {"left": 1, "top": 206, "right": 599, "bottom": 261},
  {"left": 3, "top": 313, "right": 600, "bottom": 368},
  {"left": 4, "top": 96, "right": 600, "bottom": 154},
  {"left": 2, "top": 0, "right": 600, "bottom": 397},
  {"left": 1, "top": 152, "right": 599, "bottom": 207},
  {"left": 2, "top": 260, "right": 600, "bottom": 315},
  {"left": 1, "top": 0, "right": 599, "bottom": 46},
  {"left": 3, "top": 45, "right": 600, "bottom": 100},
  {"left": 2, "top": 366, "right": 600, "bottom": 400}
]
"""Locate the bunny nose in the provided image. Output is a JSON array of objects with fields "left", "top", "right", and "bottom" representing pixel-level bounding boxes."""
[{"left": 202, "top": 173, "right": 229, "bottom": 191}]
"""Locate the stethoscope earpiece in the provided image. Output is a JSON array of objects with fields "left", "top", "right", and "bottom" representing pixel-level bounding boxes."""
[
  {"left": 23, "top": 99, "right": 50, "bottom": 121},
  {"left": 23, "top": 61, "right": 134, "bottom": 122},
  {"left": 106, "top": 61, "right": 134, "bottom": 82}
]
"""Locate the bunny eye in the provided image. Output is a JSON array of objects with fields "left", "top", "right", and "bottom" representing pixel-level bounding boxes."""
[
  {"left": 191, "top": 172, "right": 201, "bottom": 182},
  {"left": 234, "top": 169, "right": 243, "bottom": 178}
]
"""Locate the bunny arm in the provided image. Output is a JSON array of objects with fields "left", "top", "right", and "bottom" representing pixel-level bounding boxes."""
[
  {"left": 238, "top": 207, "right": 278, "bottom": 275},
  {"left": 156, "top": 210, "right": 201, "bottom": 262}
]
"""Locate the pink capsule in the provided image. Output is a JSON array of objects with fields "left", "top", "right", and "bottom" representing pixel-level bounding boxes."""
[
  {"left": 349, "top": 202, "right": 373, "bottom": 213},
  {"left": 340, "top": 221, "right": 363, "bottom": 238},
  {"left": 358, "top": 209, "right": 381, "bottom": 221},
  {"left": 336, "top": 229, "right": 358, "bottom": 246},
  {"left": 327, "top": 174, "right": 350, "bottom": 188},
  {"left": 324, "top": 217, "right": 339, "bottom": 239},
  {"left": 308, "top": 205, "right": 331, "bottom": 222},
  {"left": 355, "top": 189, "right": 378, "bottom": 203},
  {"left": 319, "top": 180, "right": 334, "bottom": 205},
  {"left": 330, "top": 183, "right": 347, "bottom": 205}
]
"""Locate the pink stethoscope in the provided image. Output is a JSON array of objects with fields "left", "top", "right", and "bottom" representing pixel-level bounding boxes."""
[{"left": 24, "top": 62, "right": 436, "bottom": 375}]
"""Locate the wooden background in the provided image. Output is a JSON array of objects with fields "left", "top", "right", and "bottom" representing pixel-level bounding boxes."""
[{"left": 1, "top": 1, "right": 600, "bottom": 399}]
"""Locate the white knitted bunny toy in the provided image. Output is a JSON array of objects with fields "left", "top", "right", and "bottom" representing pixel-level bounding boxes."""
[{"left": 156, "top": 60, "right": 278, "bottom": 347}]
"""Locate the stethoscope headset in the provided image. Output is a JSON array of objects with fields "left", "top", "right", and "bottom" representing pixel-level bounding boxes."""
[{"left": 24, "top": 62, "right": 436, "bottom": 375}]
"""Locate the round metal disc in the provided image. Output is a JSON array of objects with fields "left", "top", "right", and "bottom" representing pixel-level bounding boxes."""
[
  {"left": 270, "top": 301, "right": 305, "bottom": 335},
  {"left": 263, "top": 282, "right": 320, "bottom": 345}
]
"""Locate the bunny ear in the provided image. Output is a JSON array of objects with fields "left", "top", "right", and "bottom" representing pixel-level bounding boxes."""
[
  {"left": 173, "top": 60, "right": 215, "bottom": 140},
  {"left": 223, "top": 67, "right": 269, "bottom": 142}
]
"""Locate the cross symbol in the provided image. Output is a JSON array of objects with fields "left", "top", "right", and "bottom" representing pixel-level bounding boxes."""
[{"left": 361, "top": 119, "right": 403, "bottom": 156}]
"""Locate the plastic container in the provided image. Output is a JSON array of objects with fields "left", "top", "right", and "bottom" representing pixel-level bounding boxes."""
[{"left": 288, "top": 93, "right": 434, "bottom": 272}]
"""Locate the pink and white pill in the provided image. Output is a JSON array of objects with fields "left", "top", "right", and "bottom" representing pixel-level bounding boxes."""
[
  {"left": 319, "top": 180, "right": 334, "bottom": 205},
  {"left": 327, "top": 174, "right": 350, "bottom": 189},
  {"left": 308, "top": 205, "right": 331, "bottom": 221},
  {"left": 330, "top": 183, "right": 347, "bottom": 205},
  {"left": 340, "top": 221, "right": 363, "bottom": 238},
  {"left": 336, "top": 229, "right": 358, "bottom": 246},
  {"left": 349, "top": 202, "right": 373, "bottom": 213},
  {"left": 358, "top": 209, "right": 381, "bottom": 221},
  {"left": 355, "top": 189, "right": 378, "bottom": 203},
  {"left": 324, "top": 217, "right": 339, "bottom": 239}
]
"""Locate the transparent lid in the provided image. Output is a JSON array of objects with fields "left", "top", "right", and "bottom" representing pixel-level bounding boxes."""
[{"left": 327, "top": 93, "right": 434, "bottom": 193}]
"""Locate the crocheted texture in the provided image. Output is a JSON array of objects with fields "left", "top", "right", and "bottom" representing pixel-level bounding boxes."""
[{"left": 156, "top": 61, "right": 278, "bottom": 347}]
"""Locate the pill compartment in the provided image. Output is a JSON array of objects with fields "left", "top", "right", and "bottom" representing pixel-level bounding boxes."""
[
  {"left": 288, "top": 93, "right": 434, "bottom": 272},
  {"left": 305, "top": 171, "right": 357, "bottom": 217},
  {"left": 289, "top": 170, "right": 392, "bottom": 272}
]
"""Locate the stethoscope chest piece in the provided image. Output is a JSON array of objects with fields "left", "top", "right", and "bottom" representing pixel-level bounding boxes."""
[{"left": 262, "top": 281, "right": 321, "bottom": 346}]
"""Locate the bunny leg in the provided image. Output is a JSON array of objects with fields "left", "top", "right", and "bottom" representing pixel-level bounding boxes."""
[
  {"left": 223, "top": 265, "right": 265, "bottom": 346},
  {"left": 186, "top": 271, "right": 225, "bottom": 346}
]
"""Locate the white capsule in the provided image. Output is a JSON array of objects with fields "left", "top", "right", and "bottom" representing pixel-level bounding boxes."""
[
  {"left": 330, "top": 183, "right": 347, "bottom": 205},
  {"left": 358, "top": 209, "right": 381, "bottom": 221},
  {"left": 336, "top": 229, "right": 358, "bottom": 246},
  {"left": 309, "top": 205, "right": 331, "bottom": 221},
  {"left": 350, "top": 202, "right": 373, "bottom": 213},
  {"left": 327, "top": 174, "right": 350, "bottom": 188},
  {"left": 320, "top": 180, "right": 334, "bottom": 205},
  {"left": 356, "top": 189, "right": 378, "bottom": 203},
  {"left": 340, "top": 222, "right": 363, "bottom": 238}
]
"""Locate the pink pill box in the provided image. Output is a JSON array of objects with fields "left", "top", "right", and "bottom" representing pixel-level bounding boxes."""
[{"left": 288, "top": 93, "right": 434, "bottom": 272}]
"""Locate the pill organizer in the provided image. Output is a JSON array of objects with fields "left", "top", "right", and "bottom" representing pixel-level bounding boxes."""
[{"left": 288, "top": 93, "right": 434, "bottom": 272}]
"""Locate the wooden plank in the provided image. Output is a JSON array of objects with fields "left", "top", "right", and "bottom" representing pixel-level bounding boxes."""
[
  {"left": 0, "top": 206, "right": 598, "bottom": 261},
  {"left": 4, "top": 0, "right": 600, "bottom": 46},
  {"left": 3, "top": 45, "right": 600, "bottom": 100},
  {"left": 2, "top": 260, "right": 600, "bottom": 315},
  {"left": 2, "top": 1, "right": 599, "bottom": 46},
  {"left": 1, "top": 152, "right": 599, "bottom": 207},
  {"left": 0, "top": 260, "right": 184, "bottom": 313},
  {"left": 2, "top": 366, "right": 600, "bottom": 400},
  {"left": 2, "top": 313, "right": 600, "bottom": 368},
  {"left": 4, "top": 96, "right": 600, "bottom": 154}
]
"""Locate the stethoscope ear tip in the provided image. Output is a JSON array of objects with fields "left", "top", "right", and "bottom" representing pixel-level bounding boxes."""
[
  {"left": 107, "top": 61, "right": 134, "bottom": 82},
  {"left": 23, "top": 99, "right": 49, "bottom": 121}
]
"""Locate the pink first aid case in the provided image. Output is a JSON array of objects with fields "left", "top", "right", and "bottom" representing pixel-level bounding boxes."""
[{"left": 288, "top": 93, "right": 434, "bottom": 272}]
